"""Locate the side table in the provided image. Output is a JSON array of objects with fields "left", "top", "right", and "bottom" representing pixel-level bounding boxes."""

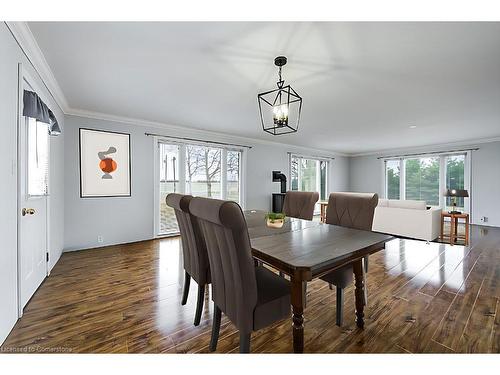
[{"left": 440, "top": 212, "right": 469, "bottom": 245}]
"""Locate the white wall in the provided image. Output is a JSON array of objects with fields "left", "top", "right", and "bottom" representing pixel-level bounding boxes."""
[
  {"left": 0, "top": 23, "right": 65, "bottom": 344},
  {"left": 349, "top": 141, "right": 500, "bottom": 227},
  {"left": 63, "top": 114, "right": 349, "bottom": 251}
]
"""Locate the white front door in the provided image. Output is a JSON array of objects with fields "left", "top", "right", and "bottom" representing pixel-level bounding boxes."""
[{"left": 18, "top": 115, "right": 49, "bottom": 310}]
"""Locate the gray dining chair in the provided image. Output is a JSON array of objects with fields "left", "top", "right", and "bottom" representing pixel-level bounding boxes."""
[
  {"left": 320, "top": 192, "right": 378, "bottom": 326},
  {"left": 189, "top": 197, "right": 291, "bottom": 353},
  {"left": 166, "top": 193, "right": 210, "bottom": 326},
  {"left": 282, "top": 191, "right": 319, "bottom": 220},
  {"left": 280, "top": 191, "right": 320, "bottom": 279}
]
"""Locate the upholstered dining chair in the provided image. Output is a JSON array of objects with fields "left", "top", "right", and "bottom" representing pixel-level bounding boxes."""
[
  {"left": 189, "top": 197, "right": 291, "bottom": 353},
  {"left": 166, "top": 193, "right": 210, "bottom": 326},
  {"left": 280, "top": 191, "right": 320, "bottom": 280},
  {"left": 282, "top": 191, "right": 319, "bottom": 220},
  {"left": 319, "top": 192, "right": 378, "bottom": 326}
]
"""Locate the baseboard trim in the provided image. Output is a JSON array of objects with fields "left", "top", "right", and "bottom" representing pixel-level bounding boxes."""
[{"left": 62, "top": 237, "right": 161, "bottom": 253}]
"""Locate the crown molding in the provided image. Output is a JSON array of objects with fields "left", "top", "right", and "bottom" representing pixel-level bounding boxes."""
[
  {"left": 66, "top": 108, "right": 349, "bottom": 157},
  {"left": 6, "top": 21, "right": 69, "bottom": 113},
  {"left": 349, "top": 136, "right": 500, "bottom": 158}
]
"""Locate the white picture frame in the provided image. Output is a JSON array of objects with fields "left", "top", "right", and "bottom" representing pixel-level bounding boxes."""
[{"left": 79, "top": 128, "right": 131, "bottom": 197}]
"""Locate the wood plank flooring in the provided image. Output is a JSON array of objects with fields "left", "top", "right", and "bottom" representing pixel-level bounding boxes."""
[{"left": 2, "top": 224, "right": 499, "bottom": 353}]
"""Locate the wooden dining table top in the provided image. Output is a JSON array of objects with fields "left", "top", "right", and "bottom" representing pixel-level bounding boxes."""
[{"left": 244, "top": 210, "right": 393, "bottom": 279}]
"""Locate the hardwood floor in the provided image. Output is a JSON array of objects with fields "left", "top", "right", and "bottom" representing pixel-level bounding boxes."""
[{"left": 2, "top": 225, "right": 499, "bottom": 353}]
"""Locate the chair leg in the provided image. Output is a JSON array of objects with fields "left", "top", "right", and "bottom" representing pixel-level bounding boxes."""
[
  {"left": 364, "top": 255, "right": 369, "bottom": 273},
  {"left": 303, "top": 281, "right": 307, "bottom": 308},
  {"left": 194, "top": 284, "right": 205, "bottom": 326},
  {"left": 181, "top": 271, "right": 191, "bottom": 305},
  {"left": 239, "top": 332, "right": 251, "bottom": 353},
  {"left": 209, "top": 305, "right": 221, "bottom": 352},
  {"left": 363, "top": 263, "right": 368, "bottom": 306},
  {"left": 336, "top": 286, "right": 344, "bottom": 327}
]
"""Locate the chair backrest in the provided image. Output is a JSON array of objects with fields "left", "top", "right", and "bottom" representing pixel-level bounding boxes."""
[
  {"left": 282, "top": 191, "right": 319, "bottom": 220},
  {"left": 166, "top": 193, "right": 210, "bottom": 285},
  {"left": 189, "top": 197, "right": 258, "bottom": 333},
  {"left": 325, "top": 192, "right": 379, "bottom": 230}
]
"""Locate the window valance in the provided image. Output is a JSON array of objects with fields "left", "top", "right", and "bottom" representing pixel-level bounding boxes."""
[{"left": 23, "top": 90, "right": 61, "bottom": 136}]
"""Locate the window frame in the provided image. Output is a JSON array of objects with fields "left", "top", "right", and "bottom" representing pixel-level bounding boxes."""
[{"left": 383, "top": 152, "right": 470, "bottom": 213}]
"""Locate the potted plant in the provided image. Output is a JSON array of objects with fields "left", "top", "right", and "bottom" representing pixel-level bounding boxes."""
[{"left": 265, "top": 212, "right": 286, "bottom": 229}]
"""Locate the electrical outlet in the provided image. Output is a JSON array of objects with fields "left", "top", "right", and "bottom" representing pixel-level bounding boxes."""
[
  {"left": 480, "top": 216, "right": 488, "bottom": 223},
  {"left": 97, "top": 235, "right": 104, "bottom": 243}
]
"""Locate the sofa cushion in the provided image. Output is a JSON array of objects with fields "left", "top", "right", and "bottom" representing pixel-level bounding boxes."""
[
  {"left": 378, "top": 199, "right": 389, "bottom": 207},
  {"left": 387, "top": 199, "right": 426, "bottom": 210}
]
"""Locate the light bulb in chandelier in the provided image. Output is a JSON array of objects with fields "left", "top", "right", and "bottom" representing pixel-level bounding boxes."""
[{"left": 273, "top": 104, "right": 289, "bottom": 127}]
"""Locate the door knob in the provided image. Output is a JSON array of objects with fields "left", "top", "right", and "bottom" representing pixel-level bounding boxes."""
[{"left": 22, "top": 208, "right": 35, "bottom": 216}]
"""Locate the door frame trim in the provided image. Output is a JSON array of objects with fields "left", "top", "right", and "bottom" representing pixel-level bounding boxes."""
[{"left": 16, "top": 63, "right": 51, "bottom": 317}]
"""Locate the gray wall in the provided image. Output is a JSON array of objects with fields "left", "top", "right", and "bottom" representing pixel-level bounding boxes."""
[
  {"left": 350, "top": 155, "right": 383, "bottom": 196},
  {"left": 349, "top": 141, "right": 500, "bottom": 227},
  {"left": 245, "top": 143, "right": 349, "bottom": 210},
  {"left": 64, "top": 115, "right": 349, "bottom": 251},
  {"left": 471, "top": 141, "right": 500, "bottom": 227},
  {"left": 0, "top": 23, "right": 65, "bottom": 344}
]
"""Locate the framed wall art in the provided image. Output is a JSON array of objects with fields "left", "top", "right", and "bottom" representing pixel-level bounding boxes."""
[{"left": 79, "top": 128, "right": 131, "bottom": 197}]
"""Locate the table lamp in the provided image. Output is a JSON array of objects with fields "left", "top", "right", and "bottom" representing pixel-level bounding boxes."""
[{"left": 445, "top": 189, "right": 469, "bottom": 214}]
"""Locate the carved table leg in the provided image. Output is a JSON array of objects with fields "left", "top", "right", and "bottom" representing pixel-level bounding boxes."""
[
  {"left": 353, "top": 259, "right": 365, "bottom": 329},
  {"left": 291, "top": 275, "right": 305, "bottom": 353}
]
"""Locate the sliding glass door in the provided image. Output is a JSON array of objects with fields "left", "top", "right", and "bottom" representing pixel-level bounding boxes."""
[
  {"left": 227, "top": 150, "right": 241, "bottom": 204},
  {"left": 156, "top": 140, "right": 243, "bottom": 236},
  {"left": 158, "top": 143, "right": 180, "bottom": 235},
  {"left": 185, "top": 145, "right": 222, "bottom": 199}
]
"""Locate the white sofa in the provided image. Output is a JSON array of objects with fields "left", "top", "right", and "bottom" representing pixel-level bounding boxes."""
[{"left": 372, "top": 199, "right": 441, "bottom": 241}]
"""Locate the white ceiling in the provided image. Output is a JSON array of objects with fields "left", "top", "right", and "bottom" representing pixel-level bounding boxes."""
[{"left": 28, "top": 22, "right": 500, "bottom": 154}]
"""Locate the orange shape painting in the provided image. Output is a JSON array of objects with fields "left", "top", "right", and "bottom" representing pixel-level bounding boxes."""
[{"left": 99, "top": 158, "right": 117, "bottom": 174}]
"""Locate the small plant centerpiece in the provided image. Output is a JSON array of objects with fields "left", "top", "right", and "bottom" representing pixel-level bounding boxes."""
[{"left": 265, "top": 212, "right": 286, "bottom": 229}]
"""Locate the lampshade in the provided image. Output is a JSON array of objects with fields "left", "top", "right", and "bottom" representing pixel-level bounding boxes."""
[{"left": 445, "top": 189, "right": 469, "bottom": 197}]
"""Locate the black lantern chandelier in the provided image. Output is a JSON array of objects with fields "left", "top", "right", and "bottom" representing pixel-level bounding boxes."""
[{"left": 258, "top": 56, "right": 302, "bottom": 136}]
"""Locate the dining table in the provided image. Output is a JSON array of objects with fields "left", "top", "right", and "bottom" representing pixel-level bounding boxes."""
[{"left": 244, "top": 210, "right": 393, "bottom": 353}]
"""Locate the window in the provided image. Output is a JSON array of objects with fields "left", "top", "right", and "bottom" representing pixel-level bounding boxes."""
[
  {"left": 445, "top": 154, "right": 465, "bottom": 212},
  {"left": 227, "top": 150, "right": 241, "bottom": 203},
  {"left": 404, "top": 157, "right": 440, "bottom": 206},
  {"left": 185, "top": 145, "right": 222, "bottom": 199},
  {"left": 385, "top": 159, "right": 400, "bottom": 199},
  {"left": 156, "top": 141, "right": 244, "bottom": 236},
  {"left": 27, "top": 117, "right": 49, "bottom": 196},
  {"left": 384, "top": 153, "right": 468, "bottom": 211},
  {"left": 290, "top": 155, "right": 329, "bottom": 212}
]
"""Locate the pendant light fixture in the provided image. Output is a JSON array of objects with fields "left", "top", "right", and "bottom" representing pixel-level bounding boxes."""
[{"left": 258, "top": 56, "right": 302, "bottom": 135}]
